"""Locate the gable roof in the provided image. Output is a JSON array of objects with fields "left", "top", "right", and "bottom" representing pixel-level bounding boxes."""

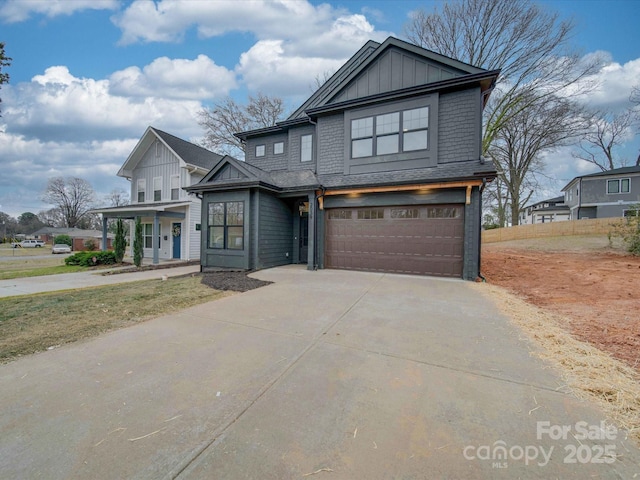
[
  {"left": 236, "top": 36, "right": 499, "bottom": 140},
  {"left": 562, "top": 165, "right": 640, "bottom": 191},
  {"left": 187, "top": 155, "right": 321, "bottom": 194},
  {"left": 290, "top": 37, "right": 486, "bottom": 120},
  {"left": 118, "top": 126, "right": 223, "bottom": 179}
]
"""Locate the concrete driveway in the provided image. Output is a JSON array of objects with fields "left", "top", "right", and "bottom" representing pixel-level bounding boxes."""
[{"left": 1, "top": 266, "right": 638, "bottom": 479}]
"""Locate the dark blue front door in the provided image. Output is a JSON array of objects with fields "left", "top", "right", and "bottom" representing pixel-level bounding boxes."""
[{"left": 172, "top": 223, "right": 181, "bottom": 259}]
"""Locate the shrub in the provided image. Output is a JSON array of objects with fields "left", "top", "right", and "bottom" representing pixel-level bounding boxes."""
[
  {"left": 114, "top": 218, "right": 126, "bottom": 263},
  {"left": 609, "top": 205, "right": 640, "bottom": 256},
  {"left": 65, "top": 251, "right": 116, "bottom": 267},
  {"left": 84, "top": 238, "right": 98, "bottom": 251},
  {"left": 133, "top": 218, "right": 143, "bottom": 267},
  {"left": 54, "top": 234, "right": 72, "bottom": 246}
]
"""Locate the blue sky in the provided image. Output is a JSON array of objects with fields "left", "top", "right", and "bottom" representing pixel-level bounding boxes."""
[{"left": 0, "top": 0, "right": 639, "bottom": 218}]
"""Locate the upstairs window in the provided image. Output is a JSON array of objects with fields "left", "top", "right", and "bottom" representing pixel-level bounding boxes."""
[
  {"left": 274, "top": 141, "right": 284, "bottom": 155},
  {"left": 170, "top": 175, "right": 180, "bottom": 200},
  {"left": 256, "top": 144, "right": 265, "bottom": 157},
  {"left": 607, "top": 178, "right": 630, "bottom": 194},
  {"left": 137, "top": 179, "right": 146, "bottom": 203},
  {"left": 350, "top": 106, "right": 429, "bottom": 158},
  {"left": 153, "top": 176, "right": 162, "bottom": 202},
  {"left": 301, "top": 134, "right": 313, "bottom": 162}
]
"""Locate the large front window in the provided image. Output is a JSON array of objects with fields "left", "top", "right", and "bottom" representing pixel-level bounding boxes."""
[
  {"left": 208, "top": 201, "right": 244, "bottom": 250},
  {"left": 351, "top": 106, "right": 429, "bottom": 158}
]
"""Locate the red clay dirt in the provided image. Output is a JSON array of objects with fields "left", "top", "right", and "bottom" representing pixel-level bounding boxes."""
[{"left": 482, "top": 239, "right": 640, "bottom": 373}]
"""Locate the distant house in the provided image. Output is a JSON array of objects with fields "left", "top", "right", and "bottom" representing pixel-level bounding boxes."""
[
  {"left": 562, "top": 166, "right": 640, "bottom": 220},
  {"left": 187, "top": 37, "right": 499, "bottom": 280},
  {"left": 91, "top": 127, "right": 222, "bottom": 263},
  {"left": 519, "top": 196, "right": 570, "bottom": 225},
  {"left": 31, "top": 227, "right": 114, "bottom": 250}
]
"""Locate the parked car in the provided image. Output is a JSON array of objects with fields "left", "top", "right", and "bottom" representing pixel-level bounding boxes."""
[
  {"left": 52, "top": 244, "right": 72, "bottom": 254},
  {"left": 21, "top": 239, "right": 45, "bottom": 248}
]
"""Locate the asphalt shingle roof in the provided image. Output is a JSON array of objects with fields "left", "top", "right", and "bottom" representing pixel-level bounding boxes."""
[{"left": 152, "top": 127, "right": 223, "bottom": 170}]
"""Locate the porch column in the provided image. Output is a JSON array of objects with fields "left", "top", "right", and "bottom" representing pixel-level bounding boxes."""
[
  {"left": 101, "top": 215, "right": 108, "bottom": 252},
  {"left": 307, "top": 192, "right": 315, "bottom": 270},
  {"left": 153, "top": 212, "right": 160, "bottom": 264}
]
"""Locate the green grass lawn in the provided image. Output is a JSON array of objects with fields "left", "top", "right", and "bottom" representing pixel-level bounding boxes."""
[
  {"left": 0, "top": 276, "right": 228, "bottom": 362},
  {"left": 0, "top": 243, "right": 102, "bottom": 279}
]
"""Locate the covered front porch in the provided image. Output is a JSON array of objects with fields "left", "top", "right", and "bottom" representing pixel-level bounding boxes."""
[{"left": 91, "top": 202, "right": 190, "bottom": 265}]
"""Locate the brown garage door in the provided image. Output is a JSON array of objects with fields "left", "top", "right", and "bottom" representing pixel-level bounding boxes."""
[{"left": 325, "top": 205, "right": 464, "bottom": 277}]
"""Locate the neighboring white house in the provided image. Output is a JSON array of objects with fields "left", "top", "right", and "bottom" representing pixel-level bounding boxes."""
[
  {"left": 92, "top": 127, "right": 222, "bottom": 263},
  {"left": 519, "top": 196, "right": 570, "bottom": 225}
]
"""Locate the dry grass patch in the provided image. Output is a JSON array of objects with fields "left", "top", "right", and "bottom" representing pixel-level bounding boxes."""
[
  {"left": 0, "top": 275, "right": 229, "bottom": 362},
  {"left": 474, "top": 283, "right": 640, "bottom": 443}
]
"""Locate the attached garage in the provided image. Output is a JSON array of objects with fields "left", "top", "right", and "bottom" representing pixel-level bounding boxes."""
[{"left": 325, "top": 204, "right": 464, "bottom": 277}]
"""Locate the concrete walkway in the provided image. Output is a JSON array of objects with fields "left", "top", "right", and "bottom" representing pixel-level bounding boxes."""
[
  {"left": 0, "top": 266, "right": 639, "bottom": 479},
  {"left": 0, "top": 263, "right": 200, "bottom": 297}
]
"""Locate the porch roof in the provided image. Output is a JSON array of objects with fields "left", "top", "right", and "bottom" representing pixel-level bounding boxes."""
[{"left": 89, "top": 201, "right": 191, "bottom": 218}]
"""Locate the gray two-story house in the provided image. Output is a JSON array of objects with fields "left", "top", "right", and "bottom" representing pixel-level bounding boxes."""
[
  {"left": 562, "top": 166, "right": 640, "bottom": 220},
  {"left": 187, "top": 37, "right": 499, "bottom": 279}
]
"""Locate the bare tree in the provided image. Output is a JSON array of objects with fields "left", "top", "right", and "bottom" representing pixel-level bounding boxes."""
[
  {"left": 198, "top": 93, "right": 286, "bottom": 158},
  {"left": 38, "top": 208, "right": 64, "bottom": 227},
  {"left": 105, "top": 188, "right": 130, "bottom": 207},
  {"left": 405, "top": 0, "right": 602, "bottom": 153},
  {"left": 573, "top": 109, "right": 638, "bottom": 171},
  {"left": 0, "top": 42, "right": 11, "bottom": 116},
  {"left": 405, "top": 0, "right": 602, "bottom": 226},
  {"left": 41, "top": 177, "right": 97, "bottom": 228},
  {"left": 489, "top": 92, "right": 587, "bottom": 226}
]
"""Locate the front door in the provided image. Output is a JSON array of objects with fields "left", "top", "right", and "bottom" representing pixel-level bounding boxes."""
[
  {"left": 172, "top": 222, "right": 181, "bottom": 259},
  {"left": 299, "top": 211, "right": 309, "bottom": 264}
]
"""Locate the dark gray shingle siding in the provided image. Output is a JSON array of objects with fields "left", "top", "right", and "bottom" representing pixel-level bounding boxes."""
[{"left": 438, "top": 89, "right": 480, "bottom": 163}]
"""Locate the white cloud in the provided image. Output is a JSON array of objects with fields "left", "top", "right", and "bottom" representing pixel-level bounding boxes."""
[
  {"left": 112, "top": 0, "right": 392, "bottom": 55},
  {"left": 237, "top": 40, "right": 345, "bottom": 97},
  {"left": 109, "top": 55, "right": 236, "bottom": 99},
  {"left": 0, "top": 0, "right": 117, "bottom": 23},
  {"left": 574, "top": 53, "right": 640, "bottom": 110},
  {"left": 3, "top": 63, "right": 214, "bottom": 143},
  {"left": 0, "top": 130, "right": 134, "bottom": 217}
]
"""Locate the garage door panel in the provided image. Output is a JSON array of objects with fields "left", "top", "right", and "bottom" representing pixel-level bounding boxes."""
[{"left": 325, "top": 204, "right": 464, "bottom": 278}]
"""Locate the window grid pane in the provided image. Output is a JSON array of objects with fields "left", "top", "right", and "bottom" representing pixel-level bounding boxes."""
[
  {"left": 376, "top": 112, "right": 399, "bottom": 135},
  {"left": 403, "top": 107, "right": 428, "bottom": 131},
  {"left": 403, "top": 130, "right": 428, "bottom": 151},
  {"left": 607, "top": 180, "right": 620, "bottom": 194},
  {"left": 352, "top": 138, "right": 373, "bottom": 158},
  {"left": 256, "top": 145, "right": 265, "bottom": 157},
  {"left": 377, "top": 134, "right": 399, "bottom": 155},
  {"left": 352, "top": 117, "right": 373, "bottom": 139},
  {"left": 621, "top": 178, "right": 630, "bottom": 193},
  {"left": 274, "top": 142, "right": 284, "bottom": 155},
  {"left": 301, "top": 135, "right": 313, "bottom": 162}
]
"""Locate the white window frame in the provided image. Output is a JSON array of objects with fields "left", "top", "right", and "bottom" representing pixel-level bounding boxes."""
[
  {"left": 607, "top": 178, "right": 630, "bottom": 194},
  {"left": 143, "top": 223, "right": 161, "bottom": 249},
  {"left": 137, "top": 179, "right": 146, "bottom": 203},
  {"left": 170, "top": 175, "right": 180, "bottom": 201},
  {"left": 256, "top": 144, "right": 265, "bottom": 157},
  {"left": 153, "top": 176, "right": 162, "bottom": 202},
  {"left": 274, "top": 141, "right": 284, "bottom": 155}
]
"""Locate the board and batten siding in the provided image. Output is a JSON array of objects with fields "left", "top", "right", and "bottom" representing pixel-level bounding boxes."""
[
  {"left": 130, "top": 140, "right": 184, "bottom": 203},
  {"left": 187, "top": 199, "right": 201, "bottom": 260},
  {"left": 257, "top": 192, "right": 293, "bottom": 269}
]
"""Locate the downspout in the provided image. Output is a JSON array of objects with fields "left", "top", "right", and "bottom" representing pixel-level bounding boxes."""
[
  {"left": 477, "top": 177, "right": 487, "bottom": 282},
  {"left": 313, "top": 186, "right": 326, "bottom": 271}
]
